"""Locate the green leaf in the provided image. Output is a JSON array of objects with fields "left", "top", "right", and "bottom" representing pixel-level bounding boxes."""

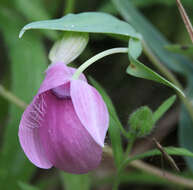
[
  {"left": 94, "top": 171, "right": 169, "bottom": 187},
  {"left": 179, "top": 78, "right": 193, "bottom": 171},
  {"left": 153, "top": 95, "right": 176, "bottom": 123},
  {"left": 165, "top": 44, "right": 193, "bottom": 58},
  {"left": 14, "top": 0, "right": 57, "bottom": 40},
  {"left": 120, "top": 147, "right": 193, "bottom": 172},
  {"left": 126, "top": 56, "right": 185, "bottom": 97},
  {"left": 18, "top": 182, "right": 40, "bottom": 190},
  {"left": 111, "top": 0, "right": 193, "bottom": 172},
  {"left": 60, "top": 172, "right": 91, "bottom": 190},
  {"left": 19, "top": 12, "right": 140, "bottom": 39},
  {"left": 0, "top": 8, "right": 47, "bottom": 189},
  {"left": 14, "top": 0, "right": 50, "bottom": 21},
  {"left": 112, "top": 0, "right": 193, "bottom": 76},
  {"left": 89, "top": 77, "right": 124, "bottom": 167},
  {"left": 128, "top": 38, "right": 142, "bottom": 59}
]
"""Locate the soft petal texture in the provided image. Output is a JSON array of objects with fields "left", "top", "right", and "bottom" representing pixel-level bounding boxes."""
[
  {"left": 39, "top": 62, "right": 86, "bottom": 94},
  {"left": 38, "top": 91, "right": 102, "bottom": 173},
  {"left": 19, "top": 95, "right": 53, "bottom": 169},
  {"left": 49, "top": 32, "right": 89, "bottom": 64},
  {"left": 71, "top": 79, "right": 109, "bottom": 147}
]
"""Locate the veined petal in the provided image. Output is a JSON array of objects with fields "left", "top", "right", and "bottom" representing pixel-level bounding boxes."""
[
  {"left": 38, "top": 91, "right": 102, "bottom": 173},
  {"left": 38, "top": 62, "right": 86, "bottom": 94},
  {"left": 71, "top": 80, "right": 109, "bottom": 147},
  {"left": 18, "top": 95, "right": 52, "bottom": 169}
]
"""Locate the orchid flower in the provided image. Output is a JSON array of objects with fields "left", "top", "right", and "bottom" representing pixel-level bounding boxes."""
[{"left": 18, "top": 33, "right": 109, "bottom": 174}]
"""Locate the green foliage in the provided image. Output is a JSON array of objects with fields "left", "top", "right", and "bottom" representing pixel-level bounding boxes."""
[
  {"left": 112, "top": 0, "right": 193, "bottom": 172},
  {"left": 131, "top": 0, "right": 193, "bottom": 7},
  {"left": 112, "top": 0, "right": 193, "bottom": 75},
  {"left": 18, "top": 182, "right": 40, "bottom": 190},
  {"left": 128, "top": 38, "right": 142, "bottom": 59},
  {"left": 129, "top": 106, "right": 154, "bottom": 137},
  {"left": 60, "top": 172, "right": 91, "bottom": 190},
  {"left": 127, "top": 38, "right": 184, "bottom": 96},
  {"left": 0, "top": 7, "right": 47, "bottom": 190},
  {"left": 19, "top": 12, "right": 140, "bottom": 39},
  {"left": 166, "top": 44, "right": 193, "bottom": 58},
  {"left": 89, "top": 77, "right": 124, "bottom": 167},
  {"left": 126, "top": 55, "right": 184, "bottom": 97},
  {"left": 120, "top": 146, "right": 193, "bottom": 172},
  {"left": 153, "top": 95, "right": 176, "bottom": 123},
  {"left": 179, "top": 78, "right": 193, "bottom": 171}
]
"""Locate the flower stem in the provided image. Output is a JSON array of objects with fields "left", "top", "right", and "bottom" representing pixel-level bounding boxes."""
[
  {"left": 0, "top": 84, "right": 27, "bottom": 110},
  {"left": 72, "top": 48, "right": 128, "bottom": 80},
  {"left": 64, "top": 0, "right": 75, "bottom": 14},
  {"left": 124, "top": 136, "right": 136, "bottom": 157}
]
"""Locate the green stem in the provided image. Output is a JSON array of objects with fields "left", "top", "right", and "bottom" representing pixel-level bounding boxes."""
[
  {"left": 72, "top": 48, "right": 128, "bottom": 80},
  {"left": 113, "top": 136, "right": 136, "bottom": 190},
  {"left": 124, "top": 136, "right": 136, "bottom": 157},
  {"left": 142, "top": 41, "right": 193, "bottom": 123},
  {"left": 64, "top": 0, "right": 75, "bottom": 14},
  {"left": 0, "top": 85, "right": 27, "bottom": 110}
]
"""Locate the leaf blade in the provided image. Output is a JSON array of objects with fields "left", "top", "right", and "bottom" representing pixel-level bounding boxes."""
[{"left": 19, "top": 12, "right": 140, "bottom": 39}]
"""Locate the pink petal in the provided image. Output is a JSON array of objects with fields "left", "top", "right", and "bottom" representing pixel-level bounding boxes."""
[
  {"left": 71, "top": 79, "right": 109, "bottom": 147},
  {"left": 38, "top": 62, "right": 87, "bottom": 94},
  {"left": 18, "top": 95, "right": 53, "bottom": 168},
  {"left": 38, "top": 91, "right": 102, "bottom": 173}
]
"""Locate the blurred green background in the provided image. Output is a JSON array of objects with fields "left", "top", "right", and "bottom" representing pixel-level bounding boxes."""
[{"left": 1, "top": 0, "right": 193, "bottom": 189}]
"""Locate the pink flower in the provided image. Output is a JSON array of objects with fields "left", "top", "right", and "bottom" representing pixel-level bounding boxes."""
[{"left": 18, "top": 63, "right": 109, "bottom": 174}]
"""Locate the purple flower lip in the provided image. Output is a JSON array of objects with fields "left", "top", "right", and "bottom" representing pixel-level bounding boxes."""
[{"left": 18, "top": 62, "right": 109, "bottom": 174}]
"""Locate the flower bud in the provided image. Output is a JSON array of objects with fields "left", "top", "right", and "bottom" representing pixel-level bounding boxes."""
[
  {"left": 129, "top": 106, "right": 154, "bottom": 138},
  {"left": 49, "top": 32, "right": 89, "bottom": 64}
]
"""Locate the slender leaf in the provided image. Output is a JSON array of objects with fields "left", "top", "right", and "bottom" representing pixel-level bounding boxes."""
[
  {"left": 111, "top": 0, "right": 193, "bottom": 172},
  {"left": 179, "top": 77, "right": 193, "bottom": 171},
  {"left": 112, "top": 0, "right": 193, "bottom": 76},
  {"left": 126, "top": 56, "right": 185, "bottom": 97},
  {"left": 153, "top": 95, "right": 176, "bottom": 123},
  {"left": 19, "top": 12, "right": 140, "bottom": 39},
  {"left": 128, "top": 38, "right": 142, "bottom": 59},
  {"left": 60, "top": 172, "right": 91, "bottom": 190},
  {"left": 89, "top": 77, "right": 124, "bottom": 167},
  {"left": 166, "top": 44, "right": 193, "bottom": 58},
  {"left": 14, "top": 0, "right": 57, "bottom": 40},
  {"left": 18, "top": 182, "right": 40, "bottom": 190},
  {"left": 120, "top": 147, "right": 193, "bottom": 171},
  {"left": 0, "top": 8, "right": 47, "bottom": 189}
]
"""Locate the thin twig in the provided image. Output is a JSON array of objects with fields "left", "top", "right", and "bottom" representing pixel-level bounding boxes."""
[
  {"left": 153, "top": 138, "right": 180, "bottom": 172},
  {"left": 103, "top": 146, "right": 193, "bottom": 189},
  {"left": 176, "top": 0, "right": 193, "bottom": 43},
  {"left": 0, "top": 84, "right": 27, "bottom": 109},
  {"left": 131, "top": 160, "right": 193, "bottom": 189}
]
